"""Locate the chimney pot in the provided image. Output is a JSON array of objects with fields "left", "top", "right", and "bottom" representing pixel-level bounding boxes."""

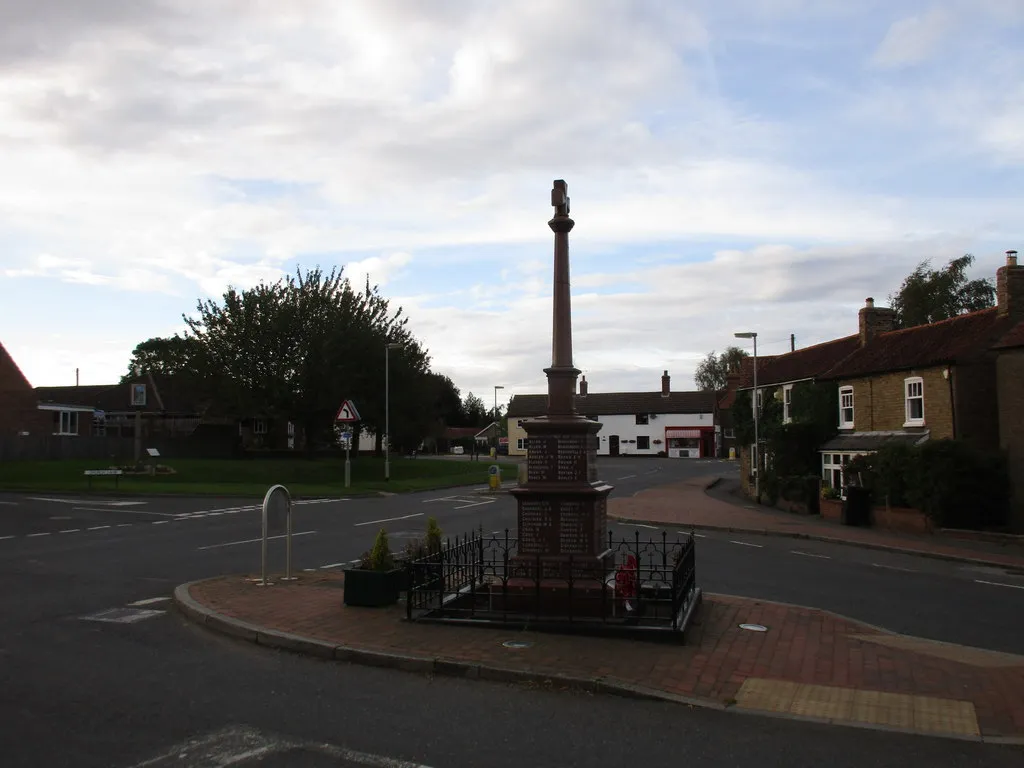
[
  {"left": 997, "top": 249, "right": 1024, "bottom": 319},
  {"left": 1008, "top": 250, "right": 1019, "bottom": 267},
  {"left": 859, "top": 296, "right": 895, "bottom": 346},
  {"left": 579, "top": 375, "right": 588, "bottom": 397},
  {"left": 865, "top": 297, "right": 874, "bottom": 307}
]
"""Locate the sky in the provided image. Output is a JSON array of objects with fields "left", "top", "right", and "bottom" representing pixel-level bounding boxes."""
[{"left": 2, "top": 0, "right": 1023, "bottom": 409}]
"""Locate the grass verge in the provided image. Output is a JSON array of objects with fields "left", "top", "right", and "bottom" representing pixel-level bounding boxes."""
[{"left": 0, "top": 457, "right": 519, "bottom": 497}]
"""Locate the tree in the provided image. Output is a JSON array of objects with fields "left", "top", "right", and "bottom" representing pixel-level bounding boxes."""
[
  {"left": 694, "top": 346, "right": 749, "bottom": 391},
  {"left": 180, "top": 266, "right": 432, "bottom": 453},
  {"left": 122, "top": 335, "right": 205, "bottom": 382},
  {"left": 888, "top": 254, "right": 995, "bottom": 329},
  {"left": 463, "top": 392, "right": 488, "bottom": 426}
]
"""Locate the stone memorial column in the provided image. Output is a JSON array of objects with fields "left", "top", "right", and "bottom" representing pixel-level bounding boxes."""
[{"left": 506, "top": 181, "right": 614, "bottom": 612}]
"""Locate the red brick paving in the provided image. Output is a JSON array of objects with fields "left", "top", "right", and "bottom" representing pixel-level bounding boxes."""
[
  {"left": 608, "top": 477, "right": 1024, "bottom": 569},
  {"left": 187, "top": 572, "right": 1024, "bottom": 739}
]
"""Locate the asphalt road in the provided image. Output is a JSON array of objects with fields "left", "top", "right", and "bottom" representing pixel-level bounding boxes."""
[{"left": 1, "top": 457, "right": 1022, "bottom": 767}]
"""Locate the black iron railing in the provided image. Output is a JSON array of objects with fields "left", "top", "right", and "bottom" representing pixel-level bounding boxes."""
[{"left": 405, "top": 529, "right": 700, "bottom": 638}]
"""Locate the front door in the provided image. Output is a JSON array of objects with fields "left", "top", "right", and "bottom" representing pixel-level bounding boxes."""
[{"left": 609, "top": 435, "right": 619, "bottom": 456}]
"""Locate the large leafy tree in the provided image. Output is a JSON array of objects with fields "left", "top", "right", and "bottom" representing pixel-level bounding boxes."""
[
  {"left": 694, "top": 346, "right": 749, "bottom": 391},
  {"left": 122, "top": 335, "right": 205, "bottom": 381},
  {"left": 462, "top": 392, "right": 488, "bottom": 426},
  {"left": 180, "top": 266, "right": 432, "bottom": 452},
  {"left": 888, "top": 254, "right": 995, "bottom": 329}
]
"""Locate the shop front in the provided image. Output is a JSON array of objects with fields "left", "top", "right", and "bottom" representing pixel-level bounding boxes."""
[{"left": 664, "top": 426, "right": 714, "bottom": 458}]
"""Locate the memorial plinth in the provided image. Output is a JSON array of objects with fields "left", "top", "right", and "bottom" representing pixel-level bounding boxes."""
[{"left": 500, "top": 180, "right": 614, "bottom": 615}]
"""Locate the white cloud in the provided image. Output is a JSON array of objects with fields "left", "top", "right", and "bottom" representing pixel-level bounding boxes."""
[{"left": 870, "top": 8, "right": 951, "bottom": 69}]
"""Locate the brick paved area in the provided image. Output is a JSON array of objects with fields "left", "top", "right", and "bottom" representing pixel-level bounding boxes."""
[
  {"left": 608, "top": 477, "right": 1024, "bottom": 570},
  {"left": 184, "top": 573, "right": 1024, "bottom": 741}
]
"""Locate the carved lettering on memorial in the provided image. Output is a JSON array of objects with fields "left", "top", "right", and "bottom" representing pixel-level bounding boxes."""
[{"left": 518, "top": 498, "right": 557, "bottom": 555}]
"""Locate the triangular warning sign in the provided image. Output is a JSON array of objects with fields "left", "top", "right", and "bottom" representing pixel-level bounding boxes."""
[{"left": 335, "top": 400, "right": 361, "bottom": 422}]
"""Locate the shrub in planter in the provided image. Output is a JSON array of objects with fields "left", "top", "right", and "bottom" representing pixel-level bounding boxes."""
[{"left": 343, "top": 528, "right": 404, "bottom": 607}]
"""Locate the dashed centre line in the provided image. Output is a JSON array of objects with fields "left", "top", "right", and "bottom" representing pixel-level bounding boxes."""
[
  {"left": 871, "top": 563, "right": 917, "bottom": 573},
  {"left": 792, "top": 550, "right": 831, "bottom": 559},
  {"left": 729, "top": 540, "right": 763, "bottom": 548},
  {"left": 87, "top": 525, "right": 111, "bottom": 531},
  {"left": 975, "top": 579, "right": 1024, "bottom": 590}
]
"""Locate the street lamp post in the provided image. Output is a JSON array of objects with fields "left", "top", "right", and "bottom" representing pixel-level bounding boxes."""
[
  {"left": 734, "top": 331, "right": 759, "bottom": 502},
  {"left": 384, "top": 342, "right": 402, "bottom": 481},
  {"left": 493, "top": 385, "right": 504, "bottom": 458}
]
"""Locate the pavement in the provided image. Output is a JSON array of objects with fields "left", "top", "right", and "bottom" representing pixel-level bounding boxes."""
[
  {"left": 176, "top": 570, "right": 1024, "bottom": 744},
  {"left": 608, "top": 475, "right": 1024, "bottom": 571},
  {"left": 168, "top": 465, "right": 1024, "bottom": 745}
]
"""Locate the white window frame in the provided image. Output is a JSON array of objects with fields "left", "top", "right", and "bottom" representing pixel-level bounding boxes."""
[
  {"left": 724, "top": 427, "right": 735, "bottom": 439},
  {"left": 516, "top": 438, "right": 527, "bottom": 451},
  {"left": 636, "top": 435, "right": 651, "bottom": 450},
  {"left": 783, "top": 384, "right": 793, "bottom": 424},
  {"left": 839, "top": 386, "right": 854, "bottom": 429},
  {"left": 822, "top": 452, "right": 866, "bottom": 496},
  {"left": 253, "top": 418, "right": 268, "bottom": 435},
  {"left": 54, "top": 410, "right": 79, "bottom": 436},
  {"left": 904, "top": 377, "right": 925, "bottom": 426}
]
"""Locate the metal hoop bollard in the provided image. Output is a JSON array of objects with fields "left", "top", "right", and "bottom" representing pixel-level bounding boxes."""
[{"left": 256, "top": 484, "right": 293, "bottom": 586}]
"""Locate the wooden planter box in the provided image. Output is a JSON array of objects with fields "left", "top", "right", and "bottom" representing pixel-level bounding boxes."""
[{"left": 343, "top": 567, "right": 405, "bottom": 607}]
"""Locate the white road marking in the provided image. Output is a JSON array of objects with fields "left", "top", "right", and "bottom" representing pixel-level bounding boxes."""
[
  {"left": 80, "top": 607, "right": 165, "bottom": 624},
  {"left": 354, "top": 513, "right": 423, "bottom": 527},
  {"left": 792, "top": 550, "right": 831, "bottom": 559},
  {"left": 27, "top": 532, "right": 51, "bottom": 537},
  {"left": 729, "top": 540, "right": 763, "bottom": 548},
  {"left": 72, "top": 507, "right": 176, "bottom": 517},
  {"left": 644, "top": 469, "right": 659, "bottom": 475},
  {"left": 116, "top": 523, "right": 132, "bottom": 528},
  {"left": 86, "top": 525, "right": 111, "bottom": 531},
  {"left": 975, "top": 579, "right": 1024, "bottom": 590},
  {"left": 631, "top": 523, "right": 658, "bottom": 529},
  {"left": 453, "top": 498, "right": 496, "bottom": 510},
  {"left": 319, "top": 562, "right": 346, "bottom": 569},
  {"left": 302, "top": 568, "right": 317, "bottom": 572},
  {"left": 0, "top": 500, "right": 17, "bottom": 505},
  {"left": 59, "top": 529, "right": 81, "bottom": 534},
  {"left": 151, "top": 520, "right": 169, "bottom": 525},
  {"left": 617, "top": 474, "right": 637, "bottom": 480},
  {"left": 29, "top": 497, "right": 146, "bottom": 506},
  {"left": 128, "top": 597, "right": 171, "bottom": 606},
  {"left": 197, "top": 531, "right": 317, "bottom": 550},
  {"left": 871, "top": 563, "right": 916, "bottom": 573},
  {"left": 0, "top": 535, "right": 16, "bottom": 540}
]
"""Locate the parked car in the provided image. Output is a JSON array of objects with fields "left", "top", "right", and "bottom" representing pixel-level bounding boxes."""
[{"left": 451, "top": 446, "right": 465, "bottom": 455}]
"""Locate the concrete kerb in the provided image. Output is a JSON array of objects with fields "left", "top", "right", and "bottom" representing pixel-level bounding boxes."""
[
  {"left": 608, "top": 516, "right": 1024, "bottom": 571},
  {"left": 172, "top": 578, "right": 1024, "bottom": 745}
]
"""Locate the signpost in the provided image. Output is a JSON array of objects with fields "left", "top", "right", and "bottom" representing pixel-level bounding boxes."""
[{"left": 336, "top": 400, "right": 360, "bottom": 489}]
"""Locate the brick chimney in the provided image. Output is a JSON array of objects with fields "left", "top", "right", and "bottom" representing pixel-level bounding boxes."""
[
  {"left": 859, "top": 297, "right": 896, "bottom": 346},
  {"left": 997, "top": 250, "right": 1024, "bottom": 321},
  {"left": 661, "top": 370, "right": 670, "bottom": 397},
  {"left": 579, "top": 375, "right": 588, "bottom": 397}
]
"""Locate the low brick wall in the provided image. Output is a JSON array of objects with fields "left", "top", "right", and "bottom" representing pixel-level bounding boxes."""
[
  {"left": 820, "top": 499, "right": 842, "bottom": 522},
  {"left": 872, "top": 505, "right": 932, "bottom": 534}
]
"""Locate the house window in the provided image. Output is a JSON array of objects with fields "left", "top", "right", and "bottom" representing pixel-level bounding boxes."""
[
  {"left": 783, "top": 385, "right": 793, "bottom": 424},
  {"left": 724, "top": 428, "right": 735, "bottom": 439},
  {"left": 904, "top": 377, "right": 925, "bottom": 426},
  {"left": 635, "top": 414, "right": 649, "bottom": 425},
  {"left": 839, "top": 386, "right": 854, "bottom": 428},
  {"left": 253, "top": 418, "right": 268, "bottom": 435},
  {"left": 92, "top": 414, "right": 106, "bottom": 437},
  {"left": 516, "top": 438, "right": 527, "bottom": 451},
  {"left": 53, "top": 410, "right": 79, "bottom": 436},
  {"left": 637, "top": 436, "right": 651, "bottom": 450},
  {"left": 822, "top": 452, "right": 866, "bottom": 495}
]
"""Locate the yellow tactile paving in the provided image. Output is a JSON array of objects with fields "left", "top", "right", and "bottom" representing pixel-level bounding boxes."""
[
  {"left": 849, "top": 633, "right": 1024, "bottom": 668},
  {"left": 735, "top": 678, "right": 980, "bottom": 736}
]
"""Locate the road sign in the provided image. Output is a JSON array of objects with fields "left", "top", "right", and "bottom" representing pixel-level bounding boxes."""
[
  {"left": 335, "top": 400, "right": 360, "bottom": 422},
  {"left": 340, "top": 431, "right": 352, "bottom": 442}
]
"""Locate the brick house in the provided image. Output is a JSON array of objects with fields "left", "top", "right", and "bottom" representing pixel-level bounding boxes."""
[
  {"left": 0, "top": 340, "right": 49, "bottom": 437},
  {"left": 508, "top": 371, "right": 718, "bottom": 458},
  {"left": 731, "top": 334, "right": 861, "bottom": 493},
  {"left": 994, "top": 322, "right": 1024, "bottom": 531},
  {"left": 818, "top": 251, "right": 1024, "bottom": 501}
]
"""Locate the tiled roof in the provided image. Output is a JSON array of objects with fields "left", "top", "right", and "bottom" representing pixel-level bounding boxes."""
[
  {"left": 737, "top": 335, "right": 859, "bottom": 389},
  {"left": 0, "top": 341, "right": 35, "bottom": 391},
  {"left": 507, "top": 390, "right": 716, "bottom": 418},
  {"left": 35, "top": 373, "right": 208, "bottom": 414},
  {"left": 994, "top": 320, "right": 1024, "bottom": 350},
  {"left": 823, "top": 308, "right": 1014, "bottom": 380}
]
